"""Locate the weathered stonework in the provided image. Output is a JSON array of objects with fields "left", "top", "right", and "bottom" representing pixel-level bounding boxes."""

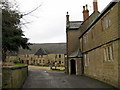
[
  {"left": 2, "top": 65, "right": 28, "bottom": 88},
  {"left": 82, "top": 3, "right": 120, "bottom": 88},
  {"left": 66, "top": 1, "right": 120, "bottom": 88},
  {"left": 16, "top": 54, "right": 65, "bottom": 66},
  {"left": 6, "top": 43, "right": 66, "bottom": 67}
]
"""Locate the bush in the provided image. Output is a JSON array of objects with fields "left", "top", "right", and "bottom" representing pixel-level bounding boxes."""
[
  {"left": 42, "top": 65, "right": 49, "bottom": 67},
  {"left": 13, "top": 59, "right": 21, "bottom": 64}
]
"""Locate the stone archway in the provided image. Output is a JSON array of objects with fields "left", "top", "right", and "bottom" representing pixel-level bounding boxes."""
[{"left": 70, "top": 59, "right": 76, "bottom": 74}]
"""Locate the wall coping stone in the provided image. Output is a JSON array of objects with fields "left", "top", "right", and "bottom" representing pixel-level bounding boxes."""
[{"left": 2, "top": 65, "right": 28, "bottom": 70}]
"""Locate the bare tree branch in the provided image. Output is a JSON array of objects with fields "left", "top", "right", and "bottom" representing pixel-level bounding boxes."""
[
  {"left": 20, "top": 22, "right": 32, "bottom": 26},
  {"left": 22, "top": 4, "right": 42, "bottom": 16}
]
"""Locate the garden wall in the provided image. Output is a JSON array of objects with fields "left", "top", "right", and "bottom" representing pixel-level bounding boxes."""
[{"left": 2, "top": 65, "right": 28, "bottom": 88}]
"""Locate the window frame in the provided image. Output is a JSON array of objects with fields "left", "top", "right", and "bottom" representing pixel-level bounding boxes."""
[
  {"left": 102, "top": 12, "right": 111, "bottom": 30},
  {"left": 103, "top": 44, "right": 114, "bottom": 62},
  {"left": 84, "top": 54, "right": 89, "bottom": 67}
]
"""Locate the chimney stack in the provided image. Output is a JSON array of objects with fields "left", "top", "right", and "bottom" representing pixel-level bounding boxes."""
[
  {"left": 66, "top": 12, "right": 69, "bottom": 22},
  {"left": 93, "top": 0, "right": 98, "bottom": 11},
  {"left": 83, "top": 4, "right": 89, "bottom": 21},
  {"left": 66, "top": 12, "right": 69, "bottom": 28}
]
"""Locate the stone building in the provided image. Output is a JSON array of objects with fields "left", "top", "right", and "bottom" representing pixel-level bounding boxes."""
[
  {"left": 6, "top": 52, "right": 18, "bottom": 63},
  {"left": 66, "top": 0, "right": 99, "bottom": 75},
  {"left": 66, "top": 0, "right": 120, "bottom": 88},
  {"left": 7, "top": 43, "right": 66, "bottom": 67}
]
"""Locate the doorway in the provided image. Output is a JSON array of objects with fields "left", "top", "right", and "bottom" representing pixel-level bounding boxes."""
[
  {"left": 81, "top": 58, "right": 84, "bottom": 75},
  {"left": 27, "top": 60, "right": 29, "bottom": 64},
  {"left": 70, "top": 59, "right": 76, "bottom": 74},
  {"left": 21, "top": 60, "right": 24, "bottom": 64}
]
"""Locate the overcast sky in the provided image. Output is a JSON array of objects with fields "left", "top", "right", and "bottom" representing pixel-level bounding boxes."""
[{"left": 13, "top": 0, "right": 110, "bottom": 43}]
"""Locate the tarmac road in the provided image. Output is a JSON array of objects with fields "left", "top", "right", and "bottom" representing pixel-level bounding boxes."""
[{"left": 22, "top": 66, "right": 116, "bottom": 88}]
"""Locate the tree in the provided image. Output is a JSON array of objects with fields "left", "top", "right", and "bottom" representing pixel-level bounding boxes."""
[{"left": 2, "top": 1, "right": 30, "bottom": 62}]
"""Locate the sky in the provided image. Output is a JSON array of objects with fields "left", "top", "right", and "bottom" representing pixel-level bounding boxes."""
[{"left": 11, "top": 0, "right": 111, "bottom": 43}]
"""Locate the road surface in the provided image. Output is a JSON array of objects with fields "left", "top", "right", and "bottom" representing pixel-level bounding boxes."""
[{"left": 22, "top": 66, "right": 116, "bottom": 88}]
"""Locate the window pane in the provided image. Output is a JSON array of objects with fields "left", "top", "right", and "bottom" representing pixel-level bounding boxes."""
[
  {"left": 108, "top": 47, "right": 111, "bottom": 60},
  {"left": 84, "top": 54, "right": 87, "bottom": 66},
  {"left": 104, "top": 48, "right": 107, "bottom": 62},
  {"left": 59, "top": 55, "right": 61, "bottom": 58},
  {"left": 84, "top": 54, "right": 88, "bottom": 66},
  {"left": 110, "top": 45, "right": 114, "bottom": 60},
  {"left": 106, "top": 15, "right": 109, "bottom": 29}
]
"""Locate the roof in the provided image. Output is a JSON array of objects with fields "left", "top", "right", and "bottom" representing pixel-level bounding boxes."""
[
  {"left": 68, "top": 49, "right": 82, "bottom": 58},
  {"left": 7, "top": 52, "right": 18, "bottom": 56},
  {"left": 35, "top": 48, "right": 47, "bottom": 55},
  {"left": 79, "top": 1, "right": 118, "bottom": 39},
  {"left": 79, "top": 11, "right": 100, "bottom": 36},
  {"left": 18, "top": 43, "right": 66, "bottom": 55},
  {"left": 68, "top": 21, "right": 83, "bottom": 30}
]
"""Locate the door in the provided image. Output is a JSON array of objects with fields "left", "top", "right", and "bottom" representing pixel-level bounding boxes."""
[{"left": 70, "top": 59, "right": 76, "bottom": 74}]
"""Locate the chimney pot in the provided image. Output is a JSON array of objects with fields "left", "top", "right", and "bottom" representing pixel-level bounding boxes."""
[
  {"left": 93, "top": 0, "right": 98, "bottom": 11},
  {"left": 83, "top": 5, "right": 89, "bottom": 21},
  {"left": 67, "top": 12, "right": 68, "bottom": 15},
  {"left": 83, "top": 6, "right": 85, "bottom": 11},
  {"left": 66, "top": 11, "right": 69, "bottom": 27},
  {"left": 86, "top": 4, "right": 88, "bottom": 10}
]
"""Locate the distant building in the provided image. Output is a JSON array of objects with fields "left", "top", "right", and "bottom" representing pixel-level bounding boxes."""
[
  {"left": 7, "top": 43, "right": 66, "bottom": 67},
  {"left": 66, "top": 0, "right": 120, "bottom": 88}
]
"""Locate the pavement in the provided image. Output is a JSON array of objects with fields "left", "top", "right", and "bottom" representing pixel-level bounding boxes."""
[{"left": 22, "top": 66, "right": 116, "bottom": 88}]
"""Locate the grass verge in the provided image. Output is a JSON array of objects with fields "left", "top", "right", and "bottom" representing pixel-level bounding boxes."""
[{"left": 14, "top": 63, "right": 27, "bottom": 66}]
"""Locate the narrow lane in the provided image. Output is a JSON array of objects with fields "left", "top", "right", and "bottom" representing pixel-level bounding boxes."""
[{"left": 22, "top": 66, "right": 115, "bottom": 88}]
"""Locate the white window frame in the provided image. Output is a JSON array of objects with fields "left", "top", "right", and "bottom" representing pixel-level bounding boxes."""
[
  {"left": 103, "top": 44, "right": 114, "bottom": 62},
  {"left": 105, "top": 15, "right": 109, "bottom": 29},
  {"left": 84, "top": 54, "right": 89, "bottom": 67},
  {"left": 84, "top": 54, "right": 87, "bottom": 66},
  {"left": 103, "top": 48, "right": 107, "bottom": 62},
  {"left": 102, "top": 12, "right": 111, "bottom": 30},
  {"left": 109, "top": 45, "right": 114, "bottom": 60},
  {"left": 84, "top": 35, "right": 87, "bottom": 44}
]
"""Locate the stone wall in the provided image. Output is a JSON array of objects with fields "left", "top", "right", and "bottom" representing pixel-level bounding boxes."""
[
  {"left": 82, "top": 3, "right": 120, "bottom": 88},
  {"left": 17, "top": 54, "right": 65, "bottom": 66},
  {"left": 48, "top": 54, "right": 65, "bottom": 66},
  {"left": 82, "top": 3, "right": 119, "bottom": 52},
  {"left": 84, "top": 40, "right": 119, "bottom": 88},
  {"left": 6, "top": 56, "right": 18, "bottom": 62},
  {"left": 118, "top": 2, "right": 120, "bottom": 89},
  {"left": 67, "top": 30, "right": 80, "bottom": 56},
  {"left": 68, "top": 58, "right": 82, "bottom": 75},
  {"left": 2, "top": 65, "right": 28, "bottom": 88}
]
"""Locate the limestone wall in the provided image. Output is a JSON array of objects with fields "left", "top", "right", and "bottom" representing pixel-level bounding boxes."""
[
  {"left": 83, "top": 3, "right": 119, "bottom": 52},
  {"left": 68, "top": 58, "right": 82, "bottom": 75},
  {"left": 82, "top": 3, "right": 120, "bottom": 88},
  {"left": 17, "top": 54, "right": 65, "bottom": 66},
  {"left": 84, "top": 40, "right": 119, "bottom": 88},
  {"left": 67, "top": 30, "right": 80, "bottom": 56},
  {"left": 2, "top": 65, "right": 28, "bottom": 88}
]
